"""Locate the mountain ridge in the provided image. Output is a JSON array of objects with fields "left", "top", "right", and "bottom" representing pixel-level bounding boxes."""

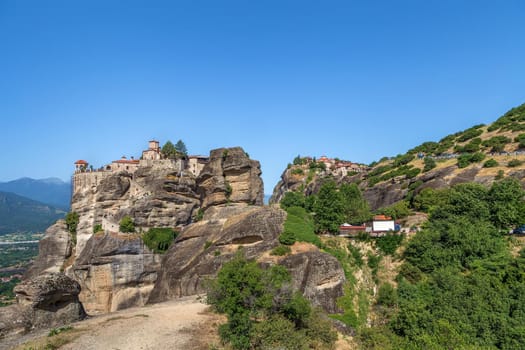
[{"left": 0, "top": 177, "right": 71, "bottom": 210}]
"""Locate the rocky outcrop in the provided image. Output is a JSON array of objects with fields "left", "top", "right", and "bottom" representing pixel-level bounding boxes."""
[
  {"left": 279, "top": 251, "right": 345, "bottom": 313},
  {"left": 24, "top": 220, "right": 72, "bottom": 280},
  {"left": 148, "top": 205, "right": 284, "bottom": 302},
  {"left": 197, "top": 147, "right": 263, "bottom": 209},
  {"left": 271, "top": 161, "right": 525, "bottom": 210},
  {"left": 69, "top": 232, "right": 161, "bottom": 314},
  {"left": 72, "top": 161, "right": 200, "bottom": 256},
  {"left": 0, "top": 273, "right": 85, "bottom": 336},
  {"left": 148, "top": 205, "right": 346, "bottom": 313}
]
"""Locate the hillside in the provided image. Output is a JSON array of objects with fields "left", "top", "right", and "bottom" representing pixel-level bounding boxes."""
[
  {"left": 0, "top": 191, "right": 66, "bottom": 235},
  {"left": 271, "top": 103, "right": 525, "bottom": 210},
  {"left": 0, "top": 177, "right": 71, "bottom": 210}
]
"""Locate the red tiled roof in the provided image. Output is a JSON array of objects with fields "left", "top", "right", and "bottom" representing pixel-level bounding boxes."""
[
  {"left": 75, "top": 160, "right": 88, "bottom": 164},
  {"left": 373, "top": 215, "right": 393, "bottom": 221}
]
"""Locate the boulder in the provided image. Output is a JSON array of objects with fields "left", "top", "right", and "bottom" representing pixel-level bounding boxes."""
[{"left": 13, "top": 273, "right": 85, "bottom": 330}]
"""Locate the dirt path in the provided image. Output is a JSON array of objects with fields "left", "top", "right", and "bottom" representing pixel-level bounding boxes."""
[{"left": 7, "top": 295, "right": 223, "bottom": 350}]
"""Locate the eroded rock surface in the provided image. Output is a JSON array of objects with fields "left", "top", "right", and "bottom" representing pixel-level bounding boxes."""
[
  {"left": 6, "top": 273, "right": 85, "bottom": 333},
  {"left": 24, "top": 220, "right": 72, "bottom": 280},
  {"left": 70, "top": 232, "right": 161, "bottom": 314}
]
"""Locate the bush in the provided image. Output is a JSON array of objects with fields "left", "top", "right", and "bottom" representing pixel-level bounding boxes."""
[
  {"left": 142, "top": 227, "right": 178, "bottom": 253},
  {"left": 508, "top": 159, "right": 523, "bottom": 167},
  {"left": 423, "top": 157, "right": 436, "bottom": 172},
  {"left": 376, "top": 283, "right": 397, "bottom": 307},
  {"left": 376, "top": 233, "right": 404, "bottom": 255},
  {"left": 291, "top": 168, "right": 304, "bottom": 175},
  {"left": 515, "top": 133, "right": 525, "bottom": 148},
  {"left": 280, "top": 192, "right": 306, "bottom": 210},
  {"left": 93, "top": 224, "right": 103, "bottom": 233},
  {"left": 119, "top": 215, "right": 135, "bottom": 233},
  {"left": 207, "top": 253, "right": 336, "bottom": 349},
  {"left": 270, "top": 245, "right": 291, "bottom": 256},
  {"left": 483, "top": 159, "right": 499, "bottom": 168},
  {"left": 457, "top": 126, "right": 483, "bottom": 142},
  {"left": 279, "top": 230, "right": 296, "bottom": 245}
]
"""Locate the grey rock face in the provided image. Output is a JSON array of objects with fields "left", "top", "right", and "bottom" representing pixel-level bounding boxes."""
[
  {"left": 24, "top": 220, "right": 72, "bottom": 280},
  {"left": 13, "top": 273, "right": 85, "bottom": 330},
  {"left": 197, "top": 147, "right": 263, "bottom": 209},
  {"left": 148, "top": 206, "right": 285, "bottom": 303},
  {"left": 279, "top": 251, "right": 345, "bottom": 313}
]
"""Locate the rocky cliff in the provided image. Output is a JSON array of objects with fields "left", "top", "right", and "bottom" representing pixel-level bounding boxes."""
[
  {"left": 271, "top": 105, "right": 525, "bottom": 209},
  {"left": 23, "top": 146, "right": 340, "bottom": 318}
]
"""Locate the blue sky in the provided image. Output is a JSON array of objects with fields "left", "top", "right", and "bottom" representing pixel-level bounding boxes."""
[{"left": 1, "top": 1, "right": 525, "bottom": 194}]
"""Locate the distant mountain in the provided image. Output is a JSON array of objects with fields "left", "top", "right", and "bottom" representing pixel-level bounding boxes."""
[
  {"left": 0, "top": 177, "right": 71, "bottom": 210},
  {"left": 0, "top": 191, "right": 66, "bottom": 235}
]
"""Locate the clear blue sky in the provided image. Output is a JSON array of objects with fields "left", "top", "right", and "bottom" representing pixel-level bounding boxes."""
[{"left": 1, "top": 1, "right": 525, "bottom": 194}]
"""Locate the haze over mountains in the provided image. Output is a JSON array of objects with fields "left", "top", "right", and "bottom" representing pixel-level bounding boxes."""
[
  {"left": 0, "top": 191, "right": 66, "bottom": 235},
  {"left": 0, "top": 177, "right": 71, "bottom": 210}
]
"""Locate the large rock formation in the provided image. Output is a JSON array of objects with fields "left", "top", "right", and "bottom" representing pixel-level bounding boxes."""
[
  {"left": 148, "top": 205, "right": 346, "bottom": 313},
  {"left": 72, "top": 160, "right": 201, "bottom": 256},
  {"left": 0, "top": 273, "right": 85, "bottom": 338},
  {"left": 24, "top": 220, "right": 72, "bottom": 280},
  {"left": 69, "top": 232, "right": 161, "bottom": 313},
  {"left": 197, "top": 147, "right": 263, "bottom": 209}
]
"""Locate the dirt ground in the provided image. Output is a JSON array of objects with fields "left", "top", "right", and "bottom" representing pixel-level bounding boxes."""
[{"left": 5, "top": 295, "right": 224, "bottom": 350}]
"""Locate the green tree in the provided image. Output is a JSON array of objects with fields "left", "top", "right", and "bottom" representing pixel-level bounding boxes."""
[
  {"left": 488, "top": 178, "right": 525, "bottom": 229},
  {"left": 423, "top": 157, "right": 436, "bottom": 172},
  {"left": 174, "top": 139, "right": 188, "bottom": 156},
  {"left": 161, "top": 141, "right": 178, "bottom": 159},
  {"left": 65, "top": 212, "right": 79, "bottom": 234},
  {"left": 142, "top": 227, "right": 178, "bottom": 253},
  {"left": 340, "top": 183, "right": 371, "bottom": 224},
  {"left": 280, "top": 191, "right": 305, "bottom": 210},
  {"left": 313, "top": 181, "right": 345, "bottom": 233},
  {"left": 119, "top": 215, "right": 135, "bottom": 233}
]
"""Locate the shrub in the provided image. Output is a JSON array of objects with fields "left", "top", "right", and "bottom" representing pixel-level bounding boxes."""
[
  {"left": 270, "top": 245, "right": 291, "bottom": 256},
  {"left": 119, "top": 215, "right": 135, "bottom": 233},
  {"left": 515, "top": 133, "right": 525, "bottom": 148},
  {"left": 280, "top": 192, "right": 305, "bottom": 210},
  {"left": 496, "top": 170, "right": 505, "bottom": 180},
  {"left": 376, "top": 283, "right": 397, "bottom": 307},
  {"left": 423, "top": 157, "right": 436, "bottom": 172},
  {"left": 377, "top": 201, "right": 411, "bottom": 220},
  {"left": 93, "top": 224, "right": 103, "bottom": 233},
  {"left": 482, "top": 136, "right": 511, "bottom": 152},
  {"left": 279, "top": 230, "right": 296, "bottom": 245},
  {"left": 142, "top": 227, "right": 178, "bottom": 253},
  {"left": 65, "top": 212, "right": 79, "bottom": 235},
  {"left": 376, "top": 233, "right": 404, "bottom": 255},
  {"left": 194, "top": 208, "right": 204, "bottom": 222},
  {"left": 508, "top": 159, "right": 523, "bottom": 167},
  {"left": 483, "top": 159, "right": 499, "bottom": 168},
  {"left": 457, "top": 127, "right": 483, "bottom": 142},
  {"left": 291, "top": 168, "right": 304, "bottom": 175}
]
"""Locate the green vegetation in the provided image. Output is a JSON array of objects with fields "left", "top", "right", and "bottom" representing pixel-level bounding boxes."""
[
  {"left": 270, "top": 245, "right": 291, "bottom": 256},
  {"left": 119, "top": 215, "right": 135, "bottom": 233},
  {"left": 508, "top": 159, "right": 523, "bottom": 167},
  {"left": 357, "top": 179, "right": 525, "bottom": 349},
  {"left": 456, "top": 125, "right": 484, "bottom": 142},
  {"left": 488, "top": 103, "right": 525, "bottom": 132},
  {"left": 93, "top": 224, "right": 103, "bottom": 233},
  {"left": 340, "top": 183, "right": 372, "bottom": 225},
  {"left": 65, "top": 211, "right": 79, "bottom": 244},
  {"left": 423, "top": 157, "right": 436, "bottom": 172},
  {"left": 0, "top": 243, "right": 38, "bottom": 269},
  {"left": 280, "top": 206, "right": 320, "bottom": 247},
  {"left": 141, "top": 227, "right": 178, "bottom": 253},
  {"left": 457, "top": 152, "right": 485, "bottom": 168},
  {"left": 206, "top": 253, "right": 337, "bottom": 349},
  {"left": 376, "top": 201, "right": 410, "bottom": 220},
  {"left": 483, "top": 158, "right": 499, "bottom": 168},
  {"left": 0, "top": 273, "right": 21, "bottom": 306},
  {"left": 161, "top": 139, "right": 188, "bottom": 159},
  {"left": 482, "top": 135, "right": 511, "bottom": 152},
  {"left": 515, "top": 133, "right": 525, "bottom": 148},
  {"left": 314, "top": 181, "right": 345, "bottom": 233},
  {"left": 376, "top": 233, "right": 404, "bottom": 255},
  {"left": 194, "top": 208, "right": 204, "bottom": 222},
  {"left": 48, "top": 326, "right": 73, "bottom": 337},
  {"left": 291, "top": 168, "right": 304, "bottom": 175}
]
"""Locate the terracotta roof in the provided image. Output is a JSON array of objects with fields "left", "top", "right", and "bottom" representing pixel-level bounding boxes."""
[
  {"left": 75, "top": 160, "right": 88, "bottom": 164},
  {"left": 373, "top": 215, "right": 393, "bottom": 221}
]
